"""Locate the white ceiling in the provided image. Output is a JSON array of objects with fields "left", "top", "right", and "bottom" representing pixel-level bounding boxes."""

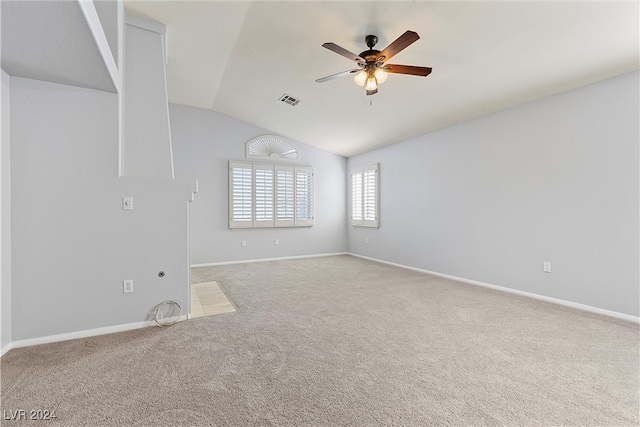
[{"left": 124, "top": 1, "right": 639, "bottom": 158}]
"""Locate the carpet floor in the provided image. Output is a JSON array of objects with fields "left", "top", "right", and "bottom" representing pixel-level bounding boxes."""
[{"left": 1, "top": 255, "right": 638, "bottom": 426}]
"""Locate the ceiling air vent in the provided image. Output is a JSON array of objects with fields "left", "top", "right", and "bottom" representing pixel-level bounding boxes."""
[{"left": 279, "top": 94, "right": 301, "bottom": 107}]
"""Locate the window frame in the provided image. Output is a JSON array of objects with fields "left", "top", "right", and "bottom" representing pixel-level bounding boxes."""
[
  {"left": 351, "top": 163, "right": 379, "bottom": 228},
  {"left": 229, "top": 161, "right": 314, "bottom": 229}
]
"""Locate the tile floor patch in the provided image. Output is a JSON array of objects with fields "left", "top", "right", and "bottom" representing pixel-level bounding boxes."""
[{"left": 190, "top": 281, "right": 236, "bottom": 318}]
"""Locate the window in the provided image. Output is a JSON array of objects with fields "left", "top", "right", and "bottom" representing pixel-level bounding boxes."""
[
  {"left": 229, "top": 162, "right": 313, "bottom": 228},
  {"left": 351, "top": 163, "right": 379, "bottom": 227},
  {"left": 246, "top": 135, "right": 298, "bottom": 161}
]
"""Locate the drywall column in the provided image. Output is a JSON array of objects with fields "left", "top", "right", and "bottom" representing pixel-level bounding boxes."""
[
  {"left": 1, "top": 69, "right": 12, "bottom": 354},
  {"left": 9, "top": 76, "right": 196, "bottom": 342},
  {"left": 122, "top": 15, "right": 173, "bottom": 179},
  {"left": 5, "top": 6, "right": 195, "bottom": 344}
]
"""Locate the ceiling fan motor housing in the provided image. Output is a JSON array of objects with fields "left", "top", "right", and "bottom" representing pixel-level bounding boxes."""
[
  {"left": 361, "top": 35, "right": 382, "bottom": 63},
  {"left": 359, "top": 49, "right": 381, "bottom": 62},
  {"left": 365, "top": 34, "right": 378, "bottom": 48}
]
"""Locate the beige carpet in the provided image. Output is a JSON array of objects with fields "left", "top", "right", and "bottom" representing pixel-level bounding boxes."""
[{"left": 1, "top": 255, "right": 638, "bottom": 426}]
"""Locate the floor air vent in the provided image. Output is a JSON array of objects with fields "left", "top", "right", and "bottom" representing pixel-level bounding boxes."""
[{"left": 279, "top": 94, "right": 301, "bottom": 106}]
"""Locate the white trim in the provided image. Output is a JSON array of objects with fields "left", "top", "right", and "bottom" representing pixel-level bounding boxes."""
[
  {"left": 349, "top": 253, "right": 639, "bottom": 323},
  {"left": 125, "top": 14, "right": 166, "bottom": 36},
  {"left": 78, "top": 0, "right": 121, "bottom": 93},
  {"left": 191, "top": 252, "right": 349, "bottom": 268},
  {"left": 6, "top": 252, "right": 634, "bottom": 355},
  {"left": 125, "top": 14, "right": 167, "bottom": 64},
  {"left": 7, "top": 315, "right": 188, "bottom": 352},
  {"left": 1, "top": 342, "right": 13, "bottom": 358},
  {"left": 118, "top": 4, "right": 125, "bottom": 177}
]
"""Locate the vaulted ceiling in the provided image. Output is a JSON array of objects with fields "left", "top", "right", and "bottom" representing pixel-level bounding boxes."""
[{"left": 124, "top": 1, "right": 638, "bottom": 157}]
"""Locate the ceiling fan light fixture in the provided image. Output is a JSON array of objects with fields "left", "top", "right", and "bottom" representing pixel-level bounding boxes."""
[
  {"left": 374, "top": 68, "right": 388, "bottom": 84},
  {"left": 365, "top": 74, "right": 378, "bottom": 92},
  {"left": 354, "top": 70, "right": 367, "bottom": 86}
]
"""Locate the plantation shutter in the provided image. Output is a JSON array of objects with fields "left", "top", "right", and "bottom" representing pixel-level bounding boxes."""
[
  {"left": 295, "top": 166, "right": 314, "bottom": 226},
  {"left": 254, "top": 164, "right": 275, "bottom": 227},
  {"left": 351, "top": 163, "right": 379, "bottom": 227},
  {"left": 363, "top": 164, "right": 378, "bottom": 226},
  {"left": 229, "top": 162, "right": 253, "bottom": 228},
  {"left": 229, "top": 162, "right": 314, "bottom": 229},
  {"left": 352, "top": 170, "right": 363, "bottom": 224},
  {"left": 275, "top": 165, "right": 295, "bottom": 227}
]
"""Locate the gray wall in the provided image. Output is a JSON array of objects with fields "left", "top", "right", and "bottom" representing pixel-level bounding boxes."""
[
  {"left": 347, "top": 71, "right": 639, "bottom": 317},
  {"left": 170, "top": 104, "right": 348, "bottom": 265},
  {"left": 1, "top": 69, "right": 11, "bottom": 351},
  {"left": 9, "top": 76, "right": 195, "bottom": 341}
]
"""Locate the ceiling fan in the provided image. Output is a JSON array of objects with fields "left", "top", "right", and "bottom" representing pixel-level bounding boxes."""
[{"left": 316, "top": 30, "right": 432, "bottom": 96}]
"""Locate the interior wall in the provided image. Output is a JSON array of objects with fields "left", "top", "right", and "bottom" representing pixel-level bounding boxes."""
[
  {"left": 9, "top": 76, "right": 195, "bottom": 342},
  {"left": 347, "top": 71, "right": 639, "bottom": 317},
  {"left": 122, "top": 20, "right": 173, "bottom": 179},
  {"left": 1, "top": 69, "right": 12, "bottom": 352},
  {"left": 170, "top": 104, "right": 348, "bottom": 265}
]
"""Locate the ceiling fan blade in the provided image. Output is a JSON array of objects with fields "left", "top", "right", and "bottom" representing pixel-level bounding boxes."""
[
  {"left": 383, "top": 64, "right": 432, "bottom": 77},
  {"left": 322, "top": 42, "right": 365, "bottom": 64},
  {"left": 315, "top": 69, "right": 360, "bottom": 83},
  {"left": 376, "top": 30, "right": 420, "bottom": 62}
]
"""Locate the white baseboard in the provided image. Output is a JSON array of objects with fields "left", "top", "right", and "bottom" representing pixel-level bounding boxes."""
[
  {"left": 191, "top": 252, "right": 349, "bottom": 268},
  {"left": 350, "top": 253, "right": 639, "bottom": 323},
  {"left": 4, "top": 252, "right": 635, "bottom": 356},
  {"left": 7, "top": 315, "right": 188, "bottom": 353},
  {"left": 1, "top": 342, "right": 13, "bottom": 358}
]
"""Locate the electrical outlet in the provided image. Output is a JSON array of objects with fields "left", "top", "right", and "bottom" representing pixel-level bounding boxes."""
[
  {"left": 274, "top": 239, "right": 279, "bottom": 245},
  {"left": 241, "top": 240, "right": 247, "bottom": 247},
  {"left": 122, "top": 196, "right": 133, "bottom": 211},
  {"left": 365, "top": 238, "right": 369, "bottom": 244},
  {"left": 543, "top": 262, "right": 552, "bottom": 273},
  {"left": 123, "top": 279, "right": 133, "bottom": 293}
]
